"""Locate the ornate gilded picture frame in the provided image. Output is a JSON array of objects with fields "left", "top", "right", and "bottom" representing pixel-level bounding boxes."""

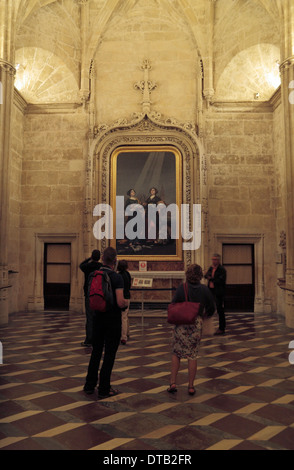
[{"left": 110, "top": 145, "right": 182, "bottom": 260}]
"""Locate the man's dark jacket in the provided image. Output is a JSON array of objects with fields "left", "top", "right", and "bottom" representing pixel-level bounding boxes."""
[
  {"left": 205, "top": 265, "right": 227, "bottom": 297},
  {"left": 79, "top": 258, "right": 102, "bottom": 296}
]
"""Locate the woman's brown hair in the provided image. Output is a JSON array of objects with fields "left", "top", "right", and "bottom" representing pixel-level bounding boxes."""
[{"left": 186, "top": 264, "right": 203, "bottom": 284}]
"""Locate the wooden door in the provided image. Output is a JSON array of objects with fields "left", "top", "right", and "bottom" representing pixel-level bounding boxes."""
[
  {"left": 222, "top": 244, "right": 255, "bottom": 312},
  {"left": 44, "top": 243, "right": 71, "bottom": 310}
]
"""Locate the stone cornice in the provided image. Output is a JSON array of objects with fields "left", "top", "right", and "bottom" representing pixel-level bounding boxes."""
[
  {"left": 269, "top": 85, "right": 281, "bottom": 111},
  {"left": 13, "top": 87, "right": 27, "bottom": 113},
  {"left": 211, "top": 87, "right": 281, "bottom": 113},
  {"left": 25, "top": 102, "right": 82, "bottom": 114}
]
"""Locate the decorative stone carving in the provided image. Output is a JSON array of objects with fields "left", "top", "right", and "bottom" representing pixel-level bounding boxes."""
[
  {"left": 0, "top": 59, "right": 16, "bottom": 77},
  {"left": 87, "top": 111, "right": 203, "bottom": 267},
  {"left": 279, "top": 230, "right": 286, "bottom": 250},
  {"left": 279, "top": 55, "right": 294, "bottom": 75},
  {"left": 134, "top": 59, "right": 157, "bottom": 115},
  {"left": 277, "top": 230, "right": 287, "bottom": 290}
]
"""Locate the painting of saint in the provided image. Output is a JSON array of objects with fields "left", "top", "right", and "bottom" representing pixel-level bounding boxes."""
[{"left": 111, "top": 146, "right": 182, "bottom": 260}]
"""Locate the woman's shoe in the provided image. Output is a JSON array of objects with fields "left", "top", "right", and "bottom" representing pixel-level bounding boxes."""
[
  {"left": 98, "top": 387, "right": 119, "bottom": 399},
  {"left": 214, "top": 329, "right": 225, "bottom": 336},
  {"left": 83, "top": 385, "right": 95, "bottom": 395},
  {"left": 188, "top": 386, "right": 196, "bottom": 395},
  {"left": 167, "top": 383, "right": 177, "bottom": 393}
]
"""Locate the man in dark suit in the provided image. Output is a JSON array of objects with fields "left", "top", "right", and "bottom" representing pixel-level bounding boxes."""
[
  {"left": 79, "top": 249, "right": 102, "bottom": 346},
  {"left": 205, "top": 254, "right": 227, "bottom": 335}
]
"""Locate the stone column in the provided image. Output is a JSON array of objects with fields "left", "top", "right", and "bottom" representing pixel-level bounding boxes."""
[
  {"left": 279, "top": 1, "right": 294, "bottom": 328},
  {"left": 202, "top": 0, "right": 215, "bottom": 106},
  {"left": 0, "top": 59, "right": 15, "bottom": 324},
  {"left": 78, "top": 0, "right": 90, "bottom": 106},
  {"left": 0, "top": 0, "right": 17, "bottom": 323}
]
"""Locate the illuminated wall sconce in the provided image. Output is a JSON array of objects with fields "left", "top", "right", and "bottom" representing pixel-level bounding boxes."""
[
  {"left": 14, "top": 63, "right": 27, "bottom": 91},
  {"left": 15, "top": 63, "right": 25, "bottom": 71}
]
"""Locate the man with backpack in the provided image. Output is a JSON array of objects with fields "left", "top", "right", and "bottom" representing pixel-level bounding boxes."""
[
  {"left": 79, "top": 249, "right": 102, "bottom": 346},
  {"left": 83, "top": 247, "right": 128, "bottom": 398}
]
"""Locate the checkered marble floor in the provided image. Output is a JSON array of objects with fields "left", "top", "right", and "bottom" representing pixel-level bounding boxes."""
[{"left": 1, "top": 310, "right": 294, "bottom": 450}]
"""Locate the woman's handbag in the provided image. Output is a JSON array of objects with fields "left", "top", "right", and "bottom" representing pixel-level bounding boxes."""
[{"left": 167, "top": 283, "right": 201, "bottom": 325}]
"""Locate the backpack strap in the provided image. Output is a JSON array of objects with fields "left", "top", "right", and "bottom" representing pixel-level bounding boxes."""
[{"left": 100, "top": 266, "right": 113, "bottom": 274}]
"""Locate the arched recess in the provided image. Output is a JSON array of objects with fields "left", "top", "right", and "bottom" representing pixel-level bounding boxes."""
[
  {"left": 85, "top": 112, "right": 207, "bottom": 271},
  {"left": 14, "top": 46, "right": 79, "bottom": 103},
  {"left": 214, "top": 43, "right": 281, "bottom": 102}
]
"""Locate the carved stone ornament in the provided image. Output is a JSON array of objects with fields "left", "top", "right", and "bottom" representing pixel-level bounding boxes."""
[
  {"left": 92, "top": 111, "right": 198, "bottom": 141},
  {"left": 87, "top": 110, "right": 203, "bottom": 266},
  {"left": 0, "top": 59, "right": 16, "bottom": 76},
  {"left": 279, "top": 230, "right": 286, "bottom": 250},
  {"left": 134, "top": 59, "right": 157, "bottom": 115},
  {"left": 279, "top": 55, "right": 294, "bottom": 74}
]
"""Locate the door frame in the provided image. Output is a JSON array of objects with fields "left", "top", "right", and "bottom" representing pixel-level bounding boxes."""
[
  {"left": 43, "top": 242, "right": 71, "bottom": 310},
  {"left": 28, "top": 233, "right": 81, "bottom": 312},
  {"left": 213, "top": 233, "right": 269, "bottom": 313},
  {"left": 222, "top": 243, "right": 255, "bottom": 312}
]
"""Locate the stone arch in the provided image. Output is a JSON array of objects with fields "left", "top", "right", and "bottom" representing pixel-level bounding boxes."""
[
  {"left": 84, "top": 112, "right": 206, "bottom": 268},
  {"left": 86, "top": 0, "right": 204, "bottom": 101},
  {"left": 16, "top": 0, "right": 57, "bottom": 27},
  {"left": 214, "top": 43, "right": 281, "bottom": 101},
  {"left": 15, "top": 0, "right": 81, "bottom": 83},
  {"left": 14, "top": 46, "right": 79, "bottom": 103}
]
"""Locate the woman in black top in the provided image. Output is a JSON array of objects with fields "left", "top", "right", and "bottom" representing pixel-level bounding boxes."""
[
  {"left": 167, "top": 264, "right": 215, "bottom": 395},
  {"left": 117, "top": 260, "right": 132, "bottom": 345}
]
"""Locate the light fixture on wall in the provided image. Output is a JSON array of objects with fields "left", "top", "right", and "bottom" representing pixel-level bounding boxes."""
[
  {"left": 14, "top": 63, "right": 27, "bottom": 91},
  {"left": 265, "top": 60, "right": 281, "bottom": 89},
  {"left": 15, "top": 63, "right": 25, "bottom": 71}
]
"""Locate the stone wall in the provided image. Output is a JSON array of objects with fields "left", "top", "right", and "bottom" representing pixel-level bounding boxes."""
[
  {"left": 205, "top": 103, "right": 277, "bottom": 311},
  {"left": 8, "top": 92, "right": 25, "bottom": 312},
  {"left": 1, "top": 0, "right": 292, "bottom": 321},
  {"left": 19, "top": 107, "right": 88, "bottom": 311},
  {"left": 14, "top": 101, "right": 283, "bottom": 314},
  {"left": 8, "top": 94, "right": 286, "bottom": 316},
  {"left": 272, "top": 99, "right": 287, "bottom": 316},
  {"left": 94, "top": 1, "right": 199, "bottom": 125}
]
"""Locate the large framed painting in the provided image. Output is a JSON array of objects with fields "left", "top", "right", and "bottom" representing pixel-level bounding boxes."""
[{"left": 110, "top": 145, "right": 182, "bottom": 260}]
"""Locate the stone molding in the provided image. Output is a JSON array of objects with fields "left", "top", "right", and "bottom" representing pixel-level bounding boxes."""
[
  {"left": 0, "top": 59, "right": 16, "bottom": 76},
  {"left": 85, "top": 111, "right": 206, "bottom": 268},
  {"left": 213, "top": 232, "right": 269, "bottom": 313},
  {"left": 28, "top": 232, "right": 82, "bottom": 312}
]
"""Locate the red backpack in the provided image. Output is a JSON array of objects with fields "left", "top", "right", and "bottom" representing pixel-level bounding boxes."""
[{"left": 88, "top": 268, "right": 114, "bottom": 312}]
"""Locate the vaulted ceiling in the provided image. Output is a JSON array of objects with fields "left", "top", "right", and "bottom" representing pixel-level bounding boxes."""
[{"left": 8, "top": 0, "right": 282, "bottom": 103}]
